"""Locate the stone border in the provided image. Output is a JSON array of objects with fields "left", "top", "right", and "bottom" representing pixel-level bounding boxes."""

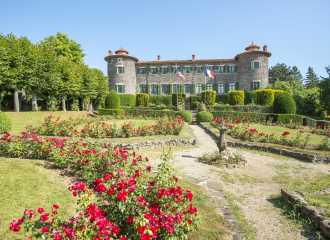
[
  {"left": 146, "top": 165, "right": 245, "bottom": 240},
  {"left": 281, "top": 188, "right": 330, "bottom": 238},
  {"left": 199, "top": 122, "right": 330, "bottom": 164}
]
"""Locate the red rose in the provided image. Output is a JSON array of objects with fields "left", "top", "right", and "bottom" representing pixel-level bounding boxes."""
[
  {"left": 53, "top": 204, "right": 59, "bottom": 209},
  {"left": 42, "top": 226, "right": 49, "bottom": 234}
]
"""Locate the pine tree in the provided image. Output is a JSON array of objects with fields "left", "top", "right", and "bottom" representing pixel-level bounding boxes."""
[
  {"left": 305, "top": 67, "right": 319, "bottom": 89},
  {"left": 290, "top": 66, "right": 303, "bottom": 84}
]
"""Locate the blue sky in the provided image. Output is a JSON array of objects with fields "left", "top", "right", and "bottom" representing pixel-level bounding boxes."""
[{"left": 1, "top": 0, "right": 329, "bottom": 79}]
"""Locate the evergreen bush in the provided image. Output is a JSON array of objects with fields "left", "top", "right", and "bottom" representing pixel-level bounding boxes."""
[
  {"left": 172, "top": 93, "right": 186, "bottom": 106},
  {"left": 201, "top": 90, "right": 216, "bottom": 106},
  {"left": 0, "top": 111, "right": 11, "bottom": 133},
  {"left": 244, "top": 91, "right": 256, "bottom": 105},
  {"left": 273, "top": 92, "right": 296, "bottom": 114},
  {"left": 105, "top": 90, "right": 120, "bottom": 109},
  {"left": 99, "top": 108, "right": 125, "bottom": 116},
  {"left": 215, "top": 95, "right": 229, "bottom": 104},
  {"left": 228, "top": 91, "right": 244, "bottom": 105},
  {"left": 189, "top": 95, "right": 201, "bottom": 103},
  {"left": 273, "top": 90, "right": 283, "bottom": 99},
  {"left": 136, "top": 93, "right": 149, "bottom": 107},
  {"left": 255, "top": 89, "right": 275, "bottom": 105},
  {"left": 196, "top": 111, "right": 213, "bottom": 123},
  {"left": 149, "top": 95, "right": 172, "bottom": 106},
  {"left": 176, "top": 111, "right": 192, "bottom": 124},
  {"left": 119, "top": 94, "right": 135, "bottom": 107}
]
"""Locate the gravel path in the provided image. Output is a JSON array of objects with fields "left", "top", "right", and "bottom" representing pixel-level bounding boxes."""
[{"left": 145, "top": 125, "right": 330, "bottom": 240}]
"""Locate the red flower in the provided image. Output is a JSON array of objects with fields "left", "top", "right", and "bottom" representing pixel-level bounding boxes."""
[
  {"left": 54, "top": 235, "right": 62, "bottom": 240},
  {"left": 147, "top": 166, "right": 151, "bottom": 172},
  {"left": 243, "top": 119, "right": 248, "bottom": 122},
  {"left": 188, "top": 219, "right": 192, "bottom": 225},
  {"left": 108, "top": 189, "right": 114, "bottom": 195},
  {"left": 53, "top": 204, "right": 59, "bottom": 209},
  {"left": 137, "top": 196, "right": 144, "bottom": 202},
  {"left": 299, "top": 130, "right": 304, "bottom": 133},
  {"left": 127, "top": 216, "right": 134, "bottom": 224},
  {"left": 112, "top": 226, "right": 120, "bottom": 235},
  {"left": 282, "top": 131, "right": 290, "bottom": 136},
  {"left": 42, "top": 226, "right": 49, "bottom": 234},
  {"left": 41, "top": 213, "right": 50, "bottom": 221},
  {"left": 38, "top": 208, "right": 45, "bottom": 214}
]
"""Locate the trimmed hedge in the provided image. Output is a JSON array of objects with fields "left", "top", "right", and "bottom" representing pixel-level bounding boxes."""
[
  {"left": 172, "top": 93, "right": 186, "bottom": 106},
  {"left": 105, "top": 90, "right": 120, "bottom": 109},
  {"left": 124, "top": 109, "right": 178, "bottom": 118},
  {"left": 0, "top": 111, "right": 11, "bottom": 133},
  {"left": 136, "top": 93, "right": 149, "bottom": 107},
  {"left": 211, "top": 111, "right": 270, "bottom": 122},
  {"left": 273, "top": 90, "right": 283, "bottom": 99},
  {"left": 266, "top": 114, "right": 304, "bottom": 124},
  {"left": 244, "top": 91, "right": 256, "bottom": 105},
  {"left": 303, "top": 117, "right": 330, "bottom": 128},
  {"left": 212, "top": 105, "right": 272, "bottom": 113},
  {"left": 99, "top": 108, "right": 125, "bottom": 116},
  {"left": 196, "top": 111, "right": 213, "bottom": 123},
  {"left": 201, "top": 90, "right": 216, "bottom": 106},
  {"left": 273, "top": 92, "right": 296, "bottom": 114},
  {"left": 255, "top": 89, "right": 274, "bottom": 105},
  {"left": 228, "top": 91, "right": 244, "bottom": 105},
  {"left": 215, "top": 95, "right": 228, "bottom": 104},
  {"left": 119, "top": 94, "right": 136, "bottom": 107},
  {"left": 148, "top": 95, "right": 172, "bottom": 106},
  {"left": 176, "top": 111, "right": 192, "bottom": 124},
  {"left": 189, "top": 95, "right": 201, "bottom": 103}
]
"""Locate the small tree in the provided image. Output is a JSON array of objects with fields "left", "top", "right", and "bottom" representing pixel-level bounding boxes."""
[
  {"left": 273, "top": 92, "right": 296, "bottom": 114},
  {"left": 305, "top": 67, "right": 319, "bottom": 89},
  {"left": 201, "top": 90, "right": 216, "bottom": 106},
  {"left": 105, "top": 90, "right": 120, "bottom": 109},
  {"left": 228, "top": 91, "right": 244, "bottom": 105},
  {"left": 136, "top": 93, "right": 149, "bottom": 107}
]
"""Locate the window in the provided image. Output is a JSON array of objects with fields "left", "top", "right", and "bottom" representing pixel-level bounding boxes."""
[
  {"left": 196, "top": 66, "right": 202, "bottom": 73},
  {"left": 162, "top": 84, "right": 168, "bottom": 94},
  {"left": 185, "top": 84, "right": 190, "bottom": 93},
  {"left": 184, "top": 67, "right": 191, "bottom": 74},
  {"left": 252, "top": 61, "right": 262, "bottom": 69},
  {"left": 161, "top": 67, "right": 167, "bottom": 74},
  {"left": 139, "top": 68, "right": 146, "bottom": 74},
  {"left": 108, "top": 58, "right": 112, "bottom": 63},
  {"left": 196, "top": 84, "right": 202, "bottom": 94},
  {"left": 229, "top": 83, "right": 235, "bottom": 91},
  {"left": 218, "top": 83, "right": 224, "bottom": 93},
  {"left": 253, "top": 82, "right": 260, "bottom": 90},
  {"left": 218, "top": 66, "right": 224, "bottom": 73},
  {"left": 206, "top": 84, "right": 213, "bottom": 90},
  {"left": 173, "top": 67, "right": 180, "bottom": 73},
  {"left": 140, "top": 85, "right": 146, "bottom": 93},
  {"left": 173, "top": 84, "right": 179, "bottom": 93},
  {"left": 117, "top": 66, "right": 123, "bottom": 74},
  {"left": 150, "top": 67, "right": 157, "bottom": 74},
  {"left": 151, "top": 85, "right": 157, "bottom": 94},
  {"left": 228, "top": 66, "right": 235, "bottom": 73},
  {"left": 206, "top": 66, "right": 213, "bottom": 72},
  {"left": 118, "top": 58, "right": 122, "bottom": 62},
  {"left": 116, "top": 85, "right": 123, "bottom": 94}
]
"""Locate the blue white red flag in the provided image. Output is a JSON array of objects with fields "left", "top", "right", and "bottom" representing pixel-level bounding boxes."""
[
  {"left": 176, "top": 68, "right": 186, "bottom": 81},
  {"left": 205, "top": 67, "right": 214, "bottom": 79}
]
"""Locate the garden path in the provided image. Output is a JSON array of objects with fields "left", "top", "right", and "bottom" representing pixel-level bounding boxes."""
[{"left": 146, "top": 125, "right": 330, "bottom": 240}]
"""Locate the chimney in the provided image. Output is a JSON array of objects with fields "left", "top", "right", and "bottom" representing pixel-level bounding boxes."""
[
  {"left": 157, "top": 55, "right": 161, "bottom": 61},
  {"left": 192, "top": 54, "right": 195, "bottom": 61},
  {"left": 263, "top": 45, "right": 267, "bottom": 52},
  {"left": 108, "top": 50, "right": 112, "bottom": 56}
]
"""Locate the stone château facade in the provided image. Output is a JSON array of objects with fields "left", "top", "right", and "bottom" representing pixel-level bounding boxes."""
[{"left": 104, "top": 44, "right": 271, "bottom": 96}]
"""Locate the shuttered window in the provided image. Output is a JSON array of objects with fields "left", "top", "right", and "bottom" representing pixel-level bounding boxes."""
[
  {"left": 228, "top": 66, "right": 235, "bottom": 73},
  {"left": 150, "top": 68, "right": 157, "bottom": 74},
  {"left": 218, "top": 66, "right": 224, "bottom": 73},
  {"left": 139, "top": 68, "right": 146, "bottom": 74},
  {"left": 173, "top": 84, "right": 179, "bottom": 93},
  {"left": 229, "top": 83, "right": 235, "bottom": 91},
  {"left": 206, "top": 84, "right": 213, "bottom": 90},
  {"left": 184, "top": 67, "right": 192, "bottom": 74},
  {"left": 196, "top": 84, "right": 202, "bottom": 94},
  {"left": 252, "top": 62, "right": 262, "bottom": 69},
  {"left": 140, "top": 85, "right": 146, "bottom": 93},
  {"left": 162, "top": 84, "right": 168, "bottom": 94},
  {"left": 117, "top": 66, "right": 124, "bottom": 74},
  {"left": 185, "top": 84, "right": 190, "bottom": 93},
  {"left": 218, "top": 83, "right": 225, "bottom": 93},
  {"left": 151, "top": 85, "right": 157, "bottom": 94}
]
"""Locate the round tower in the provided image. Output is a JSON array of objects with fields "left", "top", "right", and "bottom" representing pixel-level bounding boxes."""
[
  {"left": 104, "top": 48, "right": 138, "bottom": 95},
  {"left": 236, "top": 44, "right": 271, "bottom": 91}
]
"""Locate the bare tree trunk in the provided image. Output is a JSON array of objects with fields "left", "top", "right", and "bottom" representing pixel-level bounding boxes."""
[
  {"left": 46, "top": 95, "right": 49, "bottom": 111},
  {"left": 32, "top": 92, "right": 38, "bottom": 111},
  {"left": 90, "top": 99, "right": 94, "bottom": 112},
  {"left": 82, "top": 99, "right": 85, "bottom": 111},
  {"left": 14, "top": 89, "right": 19, "bottom": 112},
  {"left": 61, "top": 95, "right": 66, "bottom": 111}
]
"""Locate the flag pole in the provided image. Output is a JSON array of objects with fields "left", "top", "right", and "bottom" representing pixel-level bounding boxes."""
[
  {"left": 204, "top": 66, "right": 207, "bottom": 108},
  {"left": 176, "top": 53, "right": 178, "bottom": 109}
]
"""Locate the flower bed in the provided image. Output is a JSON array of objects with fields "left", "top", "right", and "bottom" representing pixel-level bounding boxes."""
[{"left": 200, "top": 150, "right": 246, "bottom": 167}]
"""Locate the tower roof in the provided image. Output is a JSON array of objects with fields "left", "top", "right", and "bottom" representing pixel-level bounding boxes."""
[
  {"left": 245, "top": 44, "right": 261, "bottom": 51},
  {"left": 115, "top": 48, "right": 129, "bottom": 55}
]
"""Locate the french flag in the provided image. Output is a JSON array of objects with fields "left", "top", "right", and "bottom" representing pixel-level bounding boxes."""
[{"left": 205, "top": 67, "right": 214, "bottom": 79}]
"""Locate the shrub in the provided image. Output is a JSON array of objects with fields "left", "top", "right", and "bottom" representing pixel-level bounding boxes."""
[
  {"left": 201, "top": 90, "right": 216, "bottom": 106},
  {"left": 266, "top": 114, "right": 304, "bottom": 124},
  {"left": 176, "top": 110, "right": 192, "bottom": 124},
  {"left": 212, "top": 111, "right": 271, "bottom": 122},
  {"left": 119, "top": 94, "right": 135, "bottom": 106},
  {"left": 99, "top": 108, "right": 125, "bottom": 116},
  {"left": 191, "top": 101, "right": 200, "bottom": 110},
  {"left": 303, "top": 117, "right": 330, "bottom": 128},
  {"left": 189, "top": 95, "right": 201, "bottom": 103},
  {"left": 255, "top": 89, "right": 274, "bottom": 105},
  {"left": 273, "top": 90, "right": 283, "bottom": 99},
  {"left": 136, "top": 93, "right": 149, "bottom": 107},
  {"left": 172, "top": 93, "right": 186, "bottom": 106},
  {"left": 215, "top": 95, "right": 228, "bottom": 104},
  {"left": 149, "top": 95, "right": 172, "bottom": 106},
  {"left": 124, "top": 109, "right": 178, "bottom": 118},
  {"left": 244, "top": 91, "right": 256, "bottom": 105},
  {"left": 273, "top": 91, "right": 296, "bottom": 114},
  {"left": 0, "top": 111, "right": 11, "bottom": 133},
  {"left": 196, "top": 111, "right": 213, "bottom": 123},
  {"left": 228, "top": 91, "right": 244, "bottom": 105},
  {"left": 105, "top": 90, "right": 120, "bottom": 109},
  {"left": 211, "top": 105, "right": 272, "bottom": 113}
]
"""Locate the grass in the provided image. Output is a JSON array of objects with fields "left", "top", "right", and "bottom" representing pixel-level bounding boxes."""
[
  {"left": 305, "top": 193, "right": 330, "bottom": 211},
  {"left": 225, "top": 191, "right": 258, "bottom": 240},
  {"left": 210, "top": 169, "right": 264, "bottom": 185},
  {"left": 0, "top": 157, "right": 78, "bottom": 239}
]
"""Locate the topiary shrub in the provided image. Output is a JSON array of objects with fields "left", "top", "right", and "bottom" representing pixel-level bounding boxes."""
[
  {"left": 119, "top": 94, "right": 135, "bottom": 106},
  {"left": 255, "top": 89, "right": 274, "bottom": 105},
  {"left": 0, "top": 111, "right": 11, "bottom": 133},
  {"left": 136, "top": 93, "right": 149, "bottom": 107},
  {"left": 99, "top": 108, "right": 125, "bottom": 116},
  {"left": 215, "top": 95, "right": 229, "bottom": 104},
  {"left": 244, "top": 91, "right": 256, "bottom": 105},
  {"left": 273, "top": 90, "right": 283, "bottom": 99},
  {"left": 201, "top": 90, "right": 216, "bottom": 106},
  {"left": 172, "top": 93, "right": 186, "bottom": 106},
  {"left": 105, "top": 90, "right": 120, "bottom": 109},
  {"left": 228, "top": 91, "right": 244, "bottom": 105},
  {"left": 176, "top": 111, "right": 192, "bottom": 124},
  {"left": 273, "top": 91, "right": 296, "bottom": 114},
  {"left": 196, "top": 111, "right": 213, "bottom": 123}
]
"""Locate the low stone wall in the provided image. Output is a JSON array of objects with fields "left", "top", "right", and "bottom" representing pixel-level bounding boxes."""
[
  {"left": 199, "top": 122, "right": 330, "bottom": 164},
  {"left": 281, "top": 189, "right": 330, "bottom": 238}
]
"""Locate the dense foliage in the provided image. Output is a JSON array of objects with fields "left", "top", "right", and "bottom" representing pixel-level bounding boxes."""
[
  {"left": 99, "top": 108, "right": 125, "bottom": 116},
  {"left": 105, "top": 90, "right": 121, "bottom": 109},
  {"left": 0, "top": 110, "right": 11, "bottom": 133},
  {"left": 172, "top": 93, "right": 186, "bottom": 106},
  {"left": 244, "top": 91, "right": 256, "bottom": 105},
  {"left": 119, "top": 94, "right": 136, "bottom": 107},
  {"left": 273, "top": 92, "right": 296, "bottom": 114},
  {"left": 200, "top": 90, "right": 216, "bottom": 106},
  {"left": 255, "top": 89, "right": 275, "bottom": 105},
  {"left": 149, "top": 95, "right": 172, "bottom": 106},
  {"left": 228, "top": 91, "right": 244, "bottom": 105},
  {"left": 211, "top": 105, "right": 272, "bottom": 113},
  {"left": 176, "top": 111, "right": 193, "bottom": 124},
  {"left": 196, "top": 111, "right": 213, "bottom": 123},
  {"left": 136, "top": 93, "right": 149, "bottom": 107}
]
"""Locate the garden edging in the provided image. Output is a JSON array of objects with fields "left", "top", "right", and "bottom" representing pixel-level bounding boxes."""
[{"left": 199, "top": 122, "right": 330, "bottom": 164}]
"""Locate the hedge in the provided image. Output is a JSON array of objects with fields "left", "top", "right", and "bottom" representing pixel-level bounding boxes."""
[
  {"left": 215, "top": 95, "right": 228, "bottom": 104},
  {"left": 228, "top": 91, "right": 244, "bottom": 105},
  {"left": 119, "top": 94, "right": 136, "bottom": 107},
  {"left": 303, "top": 117, "right": 330, "bottom": 128},
  {"left": 273, "top": 92, "right": 296, "bottom": 114},
  {"left": 255, "top": 89, "right": 274, "bottom": 105},
  {"left": 136, "top": 93, "right": 149, "bottom": 107},
  {"left": 105, "top": 90, "right": 120, "bottom": 109},
  {"left": 244, "top": 91, "right": 256, "bottom": 105},
  {"left": 211, "top": 111, "right": 270, "bottom": 122},
  {"left": 172, "top": 93, "right": 186, "bottom": 106},
  {"left": 124, "top": 109, "right": 178, "bottom": 118},
  {"left": 266, "top": 114, "right": 304, "bottom": 124},
  {"left": 201, "top": 90, "right": 216, "bottom": 106},
  {"left": 189, "top": 95, "right": 201, "bottom": 103},
  {"left": 0, "top": 111, "right": 11, "bottom": 133},
  {"left": 149, "top": 95, "right": 172, "bottom": 106},
  {"left": 176, "top": 111, "right": 192, "bottom": 124},
  {"left": 196, "top": 111, "right": 213, "bottom": 123},
  {"left": 99, "top": 108, "right": 125, "bottom": 116},
  {"left": 211, "top": 105, "right": 272, "bottom": 113}
]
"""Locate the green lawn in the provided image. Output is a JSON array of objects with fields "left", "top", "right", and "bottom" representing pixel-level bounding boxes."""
[{"left": 0, "top": 157, "right": 78, "bottom": 239}]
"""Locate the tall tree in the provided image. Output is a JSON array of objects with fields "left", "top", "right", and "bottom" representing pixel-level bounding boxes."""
[
  {"left": 319, "top": 66, "right": 330, "bottom": 114},
  {"left": 290, "top": 66, "right": 303, "bottom": 84},
  {"left": 269, "top": 63, "right": 294, "bottom": 84},
  {"left": 305, "top": 67, "right": 319, "bottom": 89}
]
